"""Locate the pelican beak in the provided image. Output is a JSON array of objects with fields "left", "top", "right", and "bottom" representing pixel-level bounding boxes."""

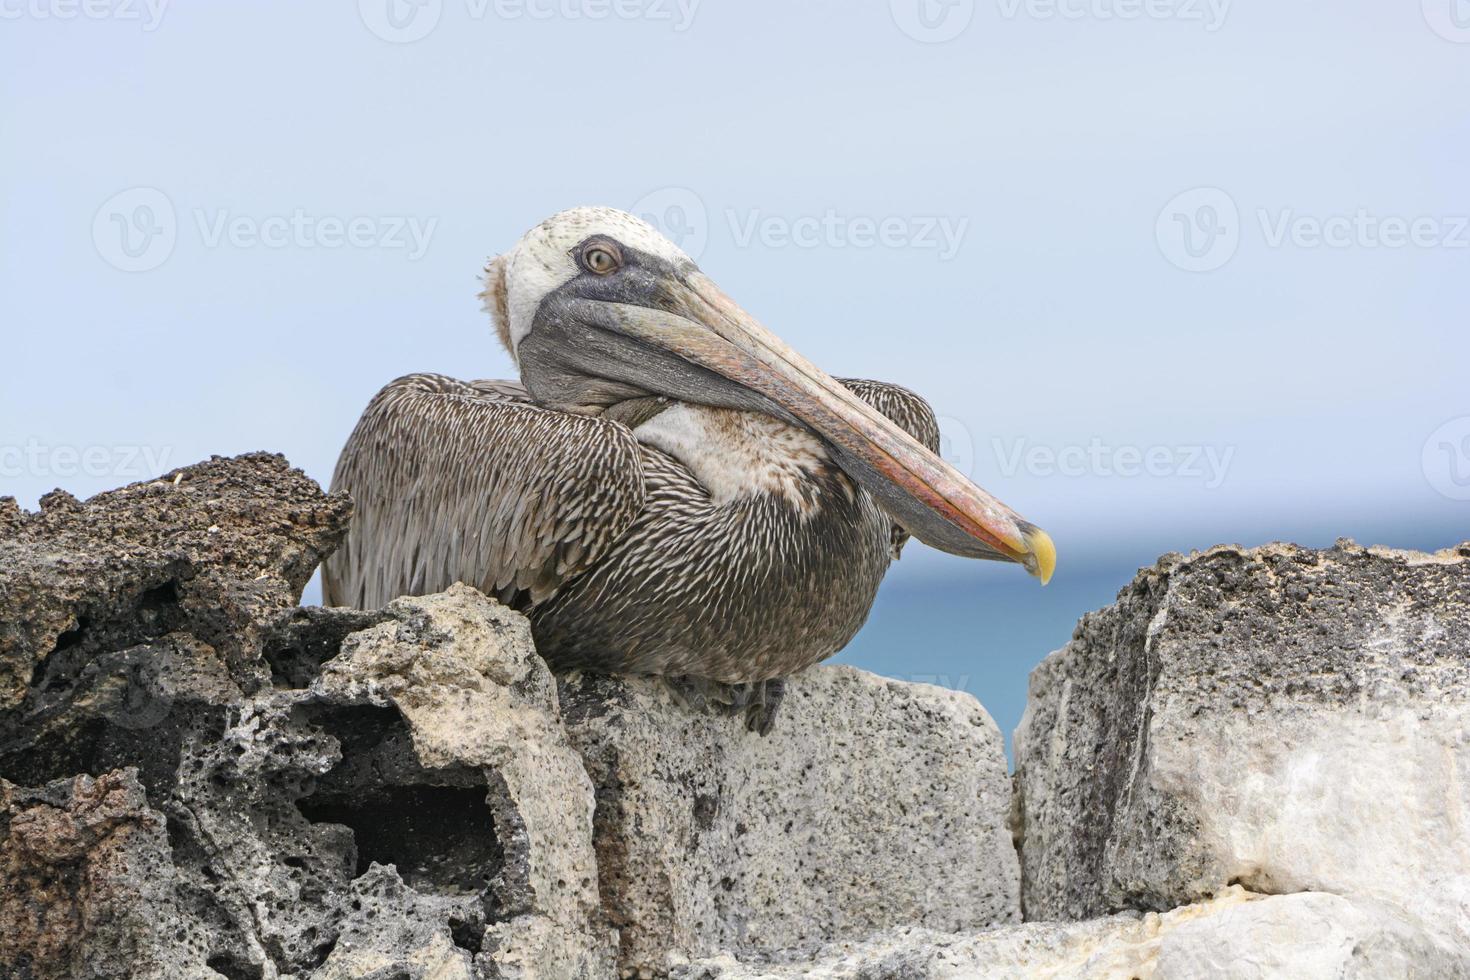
[{"left": 595, "top": 271, "right": 1056, "bottom": 583}]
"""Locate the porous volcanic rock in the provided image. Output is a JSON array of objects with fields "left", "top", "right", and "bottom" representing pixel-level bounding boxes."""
[
  {"left": 1, "top": 768, "right": 220, "bottom": 980},
  {"left": 678, "top": 886, "right": 1465, "bottom": 980},
  {"left": 309, "top": 585, "right": 616, "bottom": 979},
  {"left": 0, "top": 455, "right": 1022, "bottom": 980},
  {"left": 8, "top": 457, "right": 1468, "bottom": 978},
  {"left": 560, "top": 668, "right": 1020, "bottom": 976},
  {"left": 0, "top": 457, "right": 612, "bottom": 978},
  {"left": 0, "top": 452, "right": 350, "bottom": 715}
]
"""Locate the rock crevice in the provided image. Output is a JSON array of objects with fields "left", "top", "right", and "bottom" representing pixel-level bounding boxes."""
[
  {"left": 0, "top": 456, "right": 1021, "bottom": 979},
  {"left": 2, "top": 457, "right": 1468, "bottom": 978}
]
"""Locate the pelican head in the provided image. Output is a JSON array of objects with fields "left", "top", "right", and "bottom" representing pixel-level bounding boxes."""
[{"left": 480, "top": 206, "right": 1055, "bottom": 582}]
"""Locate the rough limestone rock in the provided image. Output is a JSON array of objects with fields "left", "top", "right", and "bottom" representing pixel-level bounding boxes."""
[
  {"left": 8, "top": 457, "right": 1468, "bottom": 978},
  {"left": 311, "top": 585, "right": 615, "bottom": 978},
  {"left": 560, "top": 670, "right": 1019, "bottom": 976},
  {"left": 0, "top": 457, "right": 616, "bottom": 979},
  {"left": 0, "top": 454, "right": 1023, "bottom": 979},
  {"left": 1013, "top": 540, "right": 1470, "bottom": 943},
  {"left": 678, "top": 886, "right": 1467, "bottom": 979}
]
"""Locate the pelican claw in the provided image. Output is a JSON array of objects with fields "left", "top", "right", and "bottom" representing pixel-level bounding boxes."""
[{"left": 658, "top": 675, "right": 787, "bottom": 736}]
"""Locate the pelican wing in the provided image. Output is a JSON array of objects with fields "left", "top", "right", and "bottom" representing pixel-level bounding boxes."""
[
  {"left": 836, "top": 378, "right": 942, "bottom": 556},
  {"left": 837, "top": 378, "right": 941, "bottom": 455},
  {"left": 322, "top": 373, "right": 646, "bottom": 610}
]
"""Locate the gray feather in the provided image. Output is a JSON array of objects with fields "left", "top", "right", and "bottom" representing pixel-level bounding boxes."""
[
  {"left": 323, "top": 373, "right": 944, "bottom": 683},
  {"left": 321, "top": 373, "right": 644, "bottom": 610}
]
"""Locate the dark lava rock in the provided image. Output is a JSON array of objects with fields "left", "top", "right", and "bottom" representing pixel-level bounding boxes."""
[
  {"left": 0, "top": 456, "right": 547, "bottom": 979},
  {"left": 0, "top": 452, "right": 350, "bottom": 715},
  {"left": 0, "top": 453, "right": 1025, "bottom": 980}
]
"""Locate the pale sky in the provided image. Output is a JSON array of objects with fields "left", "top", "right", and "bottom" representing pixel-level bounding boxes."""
[{"left": 3, "top": 1, "right": 1466, "bottom": 595}]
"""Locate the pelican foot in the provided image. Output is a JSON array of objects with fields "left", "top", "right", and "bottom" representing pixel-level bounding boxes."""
[
  {"left": 659, "top": 676, "right": 787, "bottom": 735},
  {"left": 723, "top": 678, "right": 786, "bottom": 736},
  {"left": 658, "top": 674, "right": 714, "bottom": 712}
]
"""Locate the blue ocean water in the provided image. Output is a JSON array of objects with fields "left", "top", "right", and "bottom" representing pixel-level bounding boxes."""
[
  {"left": 833, "top": 562, "right": 1124, "bottom": 765},
  {"left": 299, "top": 520, "right": 1463, "bottom": 766},
  {"left": 837, "top": 522, "right": 1468, "bottom": 765}
]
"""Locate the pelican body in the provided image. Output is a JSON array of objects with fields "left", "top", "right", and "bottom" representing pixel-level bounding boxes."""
[{"left": 323, "top": 208, "right": 1052, "bottom": 727}]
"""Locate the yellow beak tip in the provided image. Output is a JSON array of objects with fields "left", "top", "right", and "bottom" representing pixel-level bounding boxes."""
[{"left": 1023, "top": 527, "right": 1057, "bottom": 586}]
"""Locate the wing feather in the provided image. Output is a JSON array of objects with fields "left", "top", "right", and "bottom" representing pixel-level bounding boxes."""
[
  {"left": 836, "top": 378, "right": 942, "bottom": 454},
  {"left": 836, "top": 378, "right": 943, "bottom": 557},
  {"left": 321, "top": 373, "right": 645, "bottom": 610}
]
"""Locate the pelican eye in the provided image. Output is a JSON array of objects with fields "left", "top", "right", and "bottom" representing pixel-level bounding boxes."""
[{"left": 581, "top": 242, "right": 622, "bottom": 275}]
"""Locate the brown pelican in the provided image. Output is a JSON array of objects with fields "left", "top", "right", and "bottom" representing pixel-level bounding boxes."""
[{"left": 323, "top": 207, "right": 1053, "bottom": 731}]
